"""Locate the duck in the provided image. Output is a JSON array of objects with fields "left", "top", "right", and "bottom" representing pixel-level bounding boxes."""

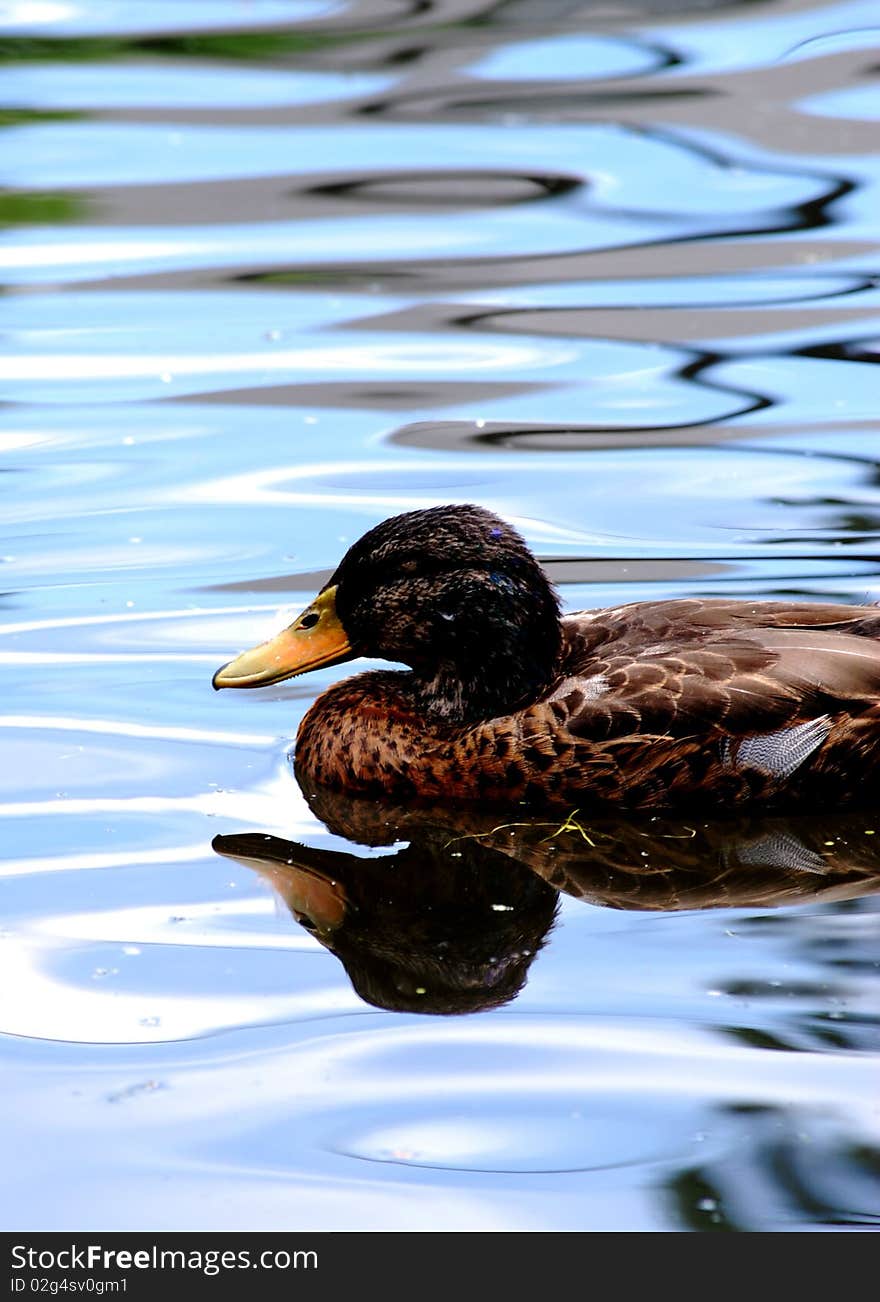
[{"left": 213, "top": 503, "right": 880, "bottom": 812}]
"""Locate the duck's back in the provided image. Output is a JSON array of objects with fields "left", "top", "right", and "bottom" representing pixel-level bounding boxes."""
[{"left": 453, "top": 598, "right": 880, "bottom": 811}]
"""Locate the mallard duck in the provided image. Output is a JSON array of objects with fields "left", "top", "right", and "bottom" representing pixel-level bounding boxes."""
[{"left": 213, "top": 504, "right": 880, "bottom": 811}]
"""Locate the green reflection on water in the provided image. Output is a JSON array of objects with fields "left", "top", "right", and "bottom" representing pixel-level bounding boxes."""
[{"left": 0, "top": 189, "right": 85, "bottom": 227}]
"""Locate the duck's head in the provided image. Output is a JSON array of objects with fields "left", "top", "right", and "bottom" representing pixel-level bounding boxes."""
[{"left": 213, "top": 504, "right": 562, "bottom": 722}]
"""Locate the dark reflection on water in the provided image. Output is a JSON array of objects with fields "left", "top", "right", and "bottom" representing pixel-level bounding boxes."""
[
  {"left": 215, "top": 783, "right": 880, "bottom": 1021},
  {"left": 3, "top": 0, "right": 880, "bottom": 1233},
  {"left": 668, "top": 1105, "right": 880, "bottom": 1229}
]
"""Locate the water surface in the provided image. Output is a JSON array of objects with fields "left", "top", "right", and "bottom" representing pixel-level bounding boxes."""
[{"left": 1, "top": 0, "right": 879, "bottom": 1232}]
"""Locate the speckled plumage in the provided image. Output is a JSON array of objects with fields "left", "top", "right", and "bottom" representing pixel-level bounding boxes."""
[{"left": 233, "top": 505, "right": 880, "bottom": 812}]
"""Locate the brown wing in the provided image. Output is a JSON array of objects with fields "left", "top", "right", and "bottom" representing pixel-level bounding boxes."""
[{"left": 553, "top": 598, "right": 880, "bottom": 743}]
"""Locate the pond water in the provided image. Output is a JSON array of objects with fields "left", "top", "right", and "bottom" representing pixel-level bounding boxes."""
[{"left": 2, "top": 0, "right": 879, "bottom": 1233}]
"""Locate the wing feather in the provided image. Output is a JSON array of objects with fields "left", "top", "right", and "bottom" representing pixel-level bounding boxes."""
[{"left": 555, "top": 601, "right": 880, "bottom": 744}]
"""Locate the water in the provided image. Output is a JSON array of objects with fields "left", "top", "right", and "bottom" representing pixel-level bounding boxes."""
[{"left": 1, "top": 0, "right": 879, "bottom": 1232}]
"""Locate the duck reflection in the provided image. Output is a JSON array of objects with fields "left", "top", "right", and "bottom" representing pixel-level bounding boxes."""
[
  {"left": 213, "top": 782, "right": 880, "bottom": 1016},
  {"left": 214, "top": 798, "right": 558, "bottom": 1017}
]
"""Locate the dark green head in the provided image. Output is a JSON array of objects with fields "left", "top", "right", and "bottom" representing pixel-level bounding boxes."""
[
  {"left": 215, "top": 504, "right": 562, "bottom": 723},
  {"left": 330, "top": 504, "right": 562, "bottom": 721}
]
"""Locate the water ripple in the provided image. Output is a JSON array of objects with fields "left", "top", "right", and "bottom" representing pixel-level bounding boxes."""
[{"left": 2, "top": 0, "right": 879, "bottom": 1232}]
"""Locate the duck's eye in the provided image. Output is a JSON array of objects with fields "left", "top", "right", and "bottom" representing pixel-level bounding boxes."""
[
  {"left": 299, "top": 611, "right": 320, "bottom": 630},
  {"left": 399, "top": 559, "right": 420, "bottom": 575}
]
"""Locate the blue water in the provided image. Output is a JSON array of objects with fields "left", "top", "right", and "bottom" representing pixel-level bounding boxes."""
[{"left": 1, "top": 0, "right": 879, "bottom": 1232}]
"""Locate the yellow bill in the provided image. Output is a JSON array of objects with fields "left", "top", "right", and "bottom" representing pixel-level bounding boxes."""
[{"left": 212, "top": 585, "right": 353, "bottom": 689}]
